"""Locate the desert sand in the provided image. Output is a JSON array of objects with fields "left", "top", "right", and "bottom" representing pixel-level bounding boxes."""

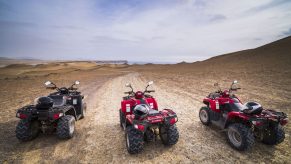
[{"left": 0, "top": 37, "right": 290, "bottom": 163}]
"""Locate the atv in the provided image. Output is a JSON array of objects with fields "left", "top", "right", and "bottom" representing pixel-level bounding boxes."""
[
  {"left": 199, "top": 80, "right": 288, "bottom": 150},
  {"left": 119, "top": 81, "right": 179, "bottom": 154},
  {"left": 15, "top": 80, "right": 86, "bottom": 141}
]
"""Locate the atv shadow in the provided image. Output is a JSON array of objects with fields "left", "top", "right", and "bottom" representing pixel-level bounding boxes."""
[
  {"left": 196, "top": 123, "right": 278, "bottom": 162},
  {"left": 119, "top": 121, "right": 280, "bottom": 163},
  {"left": 0, "top": 119, "right": 68, "bottom": 162},
  {"left": 107, "top": 124, "right": 172, "bottom": 162},
  {"left": 142, "top": 137, "right": 173, "bottom": 157}
]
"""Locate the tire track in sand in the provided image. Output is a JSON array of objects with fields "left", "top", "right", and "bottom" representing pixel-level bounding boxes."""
[
  {"left": 82, "top": 73, "right": 201, "bottom": 163},
  {"left": 52, "top": 72, "right": 287, "bottom": 163}
]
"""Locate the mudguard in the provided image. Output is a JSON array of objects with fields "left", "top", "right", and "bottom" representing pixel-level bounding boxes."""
[
  {"left": 203, "top": 98, "right": 211, "bottom": 105},
  {"left": 125, "top": 108, "right": 178, "bottom": 131},
  {"left": 61, "top": 105, "right": 77, "bottom": 120},
  {"left": 224, "top": 111, "right": 250, "bottom": 128},
  {"left": 16, "top": 105, "right": 37, "bottom": 120},
  {"left": 203, "top": 98, "right": 221, "bottom": 113},
  {"left": 121, "top": 99, "right": 135, "bottom": 114},
  {"left": 227, "top": 111, "right": 249, "bottom": 121},
  {"left": 16, "top": 105, "right": 77, "bottom": 121}
]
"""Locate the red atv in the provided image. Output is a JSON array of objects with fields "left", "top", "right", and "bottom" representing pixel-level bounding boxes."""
[
  {"left": 200, "top": 81, "right": 288, "bottom": 151},
  {"left": 119, "top": 81, "right": 179, "bottom": 154}
]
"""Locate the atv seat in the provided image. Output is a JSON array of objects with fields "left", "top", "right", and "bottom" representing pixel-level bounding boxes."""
[
  {"left": 242, "top": 102, "right": 263, "bottom": 115},
  {"left": 49, "top": 95, "right": 66, "bottom": 107}
]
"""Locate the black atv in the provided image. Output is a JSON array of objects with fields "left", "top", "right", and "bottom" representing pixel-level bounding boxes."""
[{"left": 15, "top": 81, "right": 86, "bottom": 141}]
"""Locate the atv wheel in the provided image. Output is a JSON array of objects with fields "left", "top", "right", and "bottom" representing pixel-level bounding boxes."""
[
  {"left": 80, "top": 103, "right": 87, "bottom": 119},
  {"left": 16, "top": 119, "right": 40, "bottom": 141},
  {"left": 262, "top": 124, "right": 285, "bottom": 145},
  {"left": 199, "top": 107, "right": 210, "bottom": 125},
  {"left": 125, "top": 126, "right": 144, "bottom": 154},
  {"left": 119, "top": 109, "right": 126, "bottom": 130},
  {"left": 227, "top": 123, "right": 254, "bottom": 151},
  {"left": 159, "top": 125, "right": 179, "bottom": 146},
  {"left": 56, "top": 115, "right": 75, "bottom": 139}
]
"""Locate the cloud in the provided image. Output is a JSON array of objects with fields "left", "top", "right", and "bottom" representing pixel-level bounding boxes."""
[
  {"left": 246, "top": 0, "right": 291, "bottom": 13},
  {"left": 0, "top": 0, "right": 291, "bottom": 62},
  {"left": 209, "top": 14, "right": 227, "bottom": 22},
  {"left": 90, "top": 35, "right": 139, "bottom": 45},
  {"left": 50, "top": 25, "right": 83, "bottom": 30}
]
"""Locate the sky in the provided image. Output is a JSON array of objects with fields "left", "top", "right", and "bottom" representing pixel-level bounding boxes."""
[{"left": 0, "top": 0, "right": 291, "bottom": 63}]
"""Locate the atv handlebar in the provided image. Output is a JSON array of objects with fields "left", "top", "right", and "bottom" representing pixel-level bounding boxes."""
[
  {"left": 212, "top": 81, "right": 241, "bottom": 97},
  {"left": 230, "top": 87, "right": 241, "bottom": 91},
  {"left": 145, "top": 90, "right": 155, "bottom": 93},
  {"left": 45, "top": 81, "right": 80, "bottom": 95},
  {"left": 124, "top": 81, "right": 154, "bottom": 97},
  {"left": 68, "top": 87, "right": 78, "bottom": 91}
]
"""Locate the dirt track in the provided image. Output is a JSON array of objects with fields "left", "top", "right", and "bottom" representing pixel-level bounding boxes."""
[{"left": 1, "top": 72, "right": 290, "bottom": 163}]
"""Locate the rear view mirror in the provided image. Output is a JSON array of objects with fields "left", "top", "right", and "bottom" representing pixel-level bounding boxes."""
[
  {"left": 148, "top": 81, "right": 153, "bottom": 85},
  {"left": 214, "top": 83, "right": 219, "bottom": 87},
  {"left": 44, "top": 81, "right": 56, "bottom": 89},
  {"left": 125, "top": 83, "right": 131, "bottom": 87},
  {"left": 45, "top": 81, "right": 52, "bottom": 86},
  {"left": 75, "top": 81, "right": 80, "bottom": 85},
  {"left": 231, "top": 80, "right": 239, "bottom": 91}
]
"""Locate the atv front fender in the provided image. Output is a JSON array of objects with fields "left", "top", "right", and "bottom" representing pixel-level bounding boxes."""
[{"left": 203, "top": 98, "right": 211, "bottom": 106}]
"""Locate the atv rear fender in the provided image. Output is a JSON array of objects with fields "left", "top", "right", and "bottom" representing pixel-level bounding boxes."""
[
  {"left": 259, "top": 109, "right": 288, "bottom": 126},
  {"left": 125, "top": 109, "right": 178, "bottom": 132},
  {"left": 16, "top": 105, "right": 36, "bottom": 120},
  {"left": 125, "top": 115, "right": 147, "bottom": 132},
  {"left": 161, "top": 109, "right": 178, "bottom": 126},
  {"left": 16, "top": 105, "right": 77, "bottom": 121},
  {"left": 224, "top": 111, "right": 250, "bottom": 128}
]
